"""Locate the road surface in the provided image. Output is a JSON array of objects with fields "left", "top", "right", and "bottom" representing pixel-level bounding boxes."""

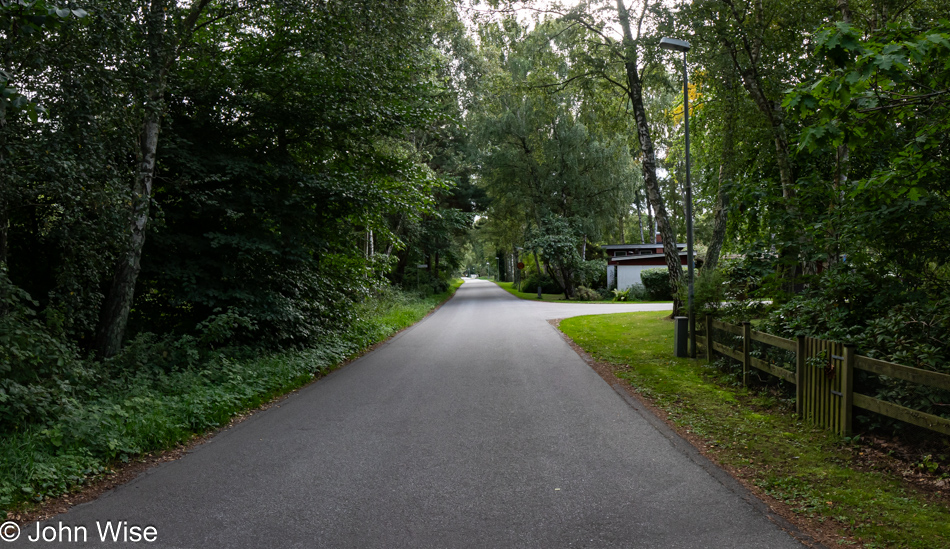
[{"left": 12, "top": 279, "right": 809, "bottom": 548}]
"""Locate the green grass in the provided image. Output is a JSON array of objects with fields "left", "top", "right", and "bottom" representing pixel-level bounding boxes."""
[
  {"left": 494, "top": 280, "right": 574, "bottom": 301},
  {"left": 0, "top": 281, "right": 461, "bottom": 518},
  {"left": 560, "top": 311, "right": 950, "bottom": 549},
  {"left": 494, "top": 280, "right": 669, "bottom": 304}
]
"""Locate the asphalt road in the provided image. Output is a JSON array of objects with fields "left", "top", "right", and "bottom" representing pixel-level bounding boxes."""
[{"left": 12, "top": 280, "right": 808, "bottom": 548}]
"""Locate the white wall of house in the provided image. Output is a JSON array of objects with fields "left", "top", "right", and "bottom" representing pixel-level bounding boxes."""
[{"left": 617, "top": 264, "right": 656, "bottom": 290}]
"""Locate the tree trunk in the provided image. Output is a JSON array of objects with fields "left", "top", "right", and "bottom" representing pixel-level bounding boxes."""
[
  {"left": 836, "top": 0, "right": 852, "bottom": 24},
  {"left": 718, "top": 0, "right": 795, "bottom": 199},
  {"left": 547, "top": 262, "right": 571, "bottom": 300},
  {"left": 616, "top": 0, "right": 683, "bottom": 313},
  {"left": 365, "top": 229, "right": 374, "bottom": 258},
  {"left": 0, "top": 170, "right": 7, "bottom": 267},
  {"left": 95, "top": 115, "right": 160, "bottom": 357},
  {"left": 385, "top": 216, "right": 403, "bottom": 256},
  {"left": 94, "top": 0, "right": 212, "bottom": 357},
  {"left": 829, "top": 0, "right": 851, "bottom": 267},
  {"left": 705, "top": 71, "right": 738, "bottom": 273},
  {"left": 717, "top": 0, "right": 802, "bottom": 293},
  {"left": 0, "top": 106, "right": 8, "bottom": 266},
  {"left": 0, "top": 203, "right": 7, "bottom": 267},
  {"left": 635, "top": 193, "right": 645, "bottom": 244}
]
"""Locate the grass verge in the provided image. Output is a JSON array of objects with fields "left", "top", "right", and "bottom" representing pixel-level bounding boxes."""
[
  {"left": 0, "top": 281, "right": 461, "bottom": 520},
  {"left": 494, "top": 280, "right": 670, "bottom": 304},
  {"left": 559, "top": 311, "right": 950, "bottom": 549},
  {"left": 494, "top": 280, "right": 572, "bottom": 301}
]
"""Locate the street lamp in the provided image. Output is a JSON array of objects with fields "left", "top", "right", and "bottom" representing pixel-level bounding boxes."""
[{"left": 659, "top": 36, "right": 696, "bottom": 359}]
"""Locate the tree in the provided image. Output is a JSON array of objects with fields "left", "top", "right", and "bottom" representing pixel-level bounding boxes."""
[
  {"left": 2, "top": 0, "right": 459, "bottom": 353},
  {"left": 132, "top": 0, "right": 454, "bottom": 345},
  {"left": 2, "top": 1, "right": 140, "bottom": 340},
  {"left": 93, "top": 0, "right": 217, "bottom": 357},
  {"left": 786, "top": 20, "right": 950, "bottom": 282},
  {"left": 524, "top": 0, "right": 687, "bottom": 308},
  {"left": 0, "top": 1, "right": 88, "bottom": 268},
  {"left": 472, "top": 17, "right": 636, "bottom": 297}
]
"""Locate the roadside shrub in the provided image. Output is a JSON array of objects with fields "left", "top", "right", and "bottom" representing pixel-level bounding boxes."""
[
  {"left": 640, "top": 268, "right": 674, "bottom": 300},
  {"left": 196, "top": 309, "right": 257, "bottom": 349},
  {"left": 613, "top": 284, "right": 648, "bottom": 302},
  {"left": 521, "top": 273, "right": 562, "bottom": 294},
  {"left": 724, "top": 253, "right": 773, "bottom": 299},
  {"left": 757, "top": 266, "right": 950, "bottom": 430},
  {"left": 853, "top": 298, "right": 950, "bottom": 423},
  {"left": 576, "top": 259, "right": 607, "bottom": 288},
  {"left": 0, "top": 283, "right": 456, "bottom": 517},
  {"left": 0, "top": 271, "right": 92, "bottom": 431},
  {"left": 677, "top": 267, "right": 728, "bottom": 316},
  {"left": 573, "top": 286, "right": 601, "bottom": 301},
  {"left": 627, "top": 284, "right": 649, "bottom": 301}
]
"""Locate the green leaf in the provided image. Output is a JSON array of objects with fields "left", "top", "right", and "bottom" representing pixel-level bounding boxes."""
[{"left": 924, "top": 33, "right": 950, "bottom": 50}]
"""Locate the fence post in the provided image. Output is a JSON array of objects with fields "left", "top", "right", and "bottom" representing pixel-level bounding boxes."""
[
  {"left": 796, "top": 335, "right": 805, "bottom": 419},
  {"left": 841, "top": 344, "right": 855, "bottom": 436},
  {"left": 705, "top": 315, "right": 714, "bottom": 362},
  {"left": 742, "top": 322, "right": 751, "bottom": 387}
]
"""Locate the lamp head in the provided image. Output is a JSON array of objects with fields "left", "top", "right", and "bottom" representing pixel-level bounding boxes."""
[{"left": 659, "top": 37, "right": 691, "bottom": 53}]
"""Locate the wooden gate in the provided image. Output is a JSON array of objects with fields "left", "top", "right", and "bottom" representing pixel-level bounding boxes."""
[
  {"left": 701, "top": 317, "right": 950, "bottom": 437},
  {"left": 799, "top": 337, "right": 855, "bottom": 435}
]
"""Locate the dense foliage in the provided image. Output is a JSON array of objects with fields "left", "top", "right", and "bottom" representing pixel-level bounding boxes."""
[
  {"left": 1, "top": 0, "right": 470, "bottom": 441},
  {"left": 4, "top": 0, "right": 950, "bottom": 509},
  {"left": 0, "top": 282, "right": 458, "bottom": 514},
  {"left": 467, "top": 1, "right": 950, "bottom": 425}
]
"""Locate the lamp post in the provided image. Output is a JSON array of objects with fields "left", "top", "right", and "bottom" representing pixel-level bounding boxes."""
[{"left": 659, "top": 36, "right": 696, "bottom": 358}]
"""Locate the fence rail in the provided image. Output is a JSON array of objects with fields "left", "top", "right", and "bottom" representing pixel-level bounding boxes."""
[{"left": 701, "top": 317, "right": 950, "bottom": 437}]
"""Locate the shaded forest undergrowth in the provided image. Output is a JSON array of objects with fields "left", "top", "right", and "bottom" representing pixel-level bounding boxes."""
[{"left": 0, "top": 281, "right": 462, "bottom": 519}]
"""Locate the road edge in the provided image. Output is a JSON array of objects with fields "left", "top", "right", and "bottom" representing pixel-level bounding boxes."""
[{"left": 549, "top": 319, "right": 829, "bottom": 549}]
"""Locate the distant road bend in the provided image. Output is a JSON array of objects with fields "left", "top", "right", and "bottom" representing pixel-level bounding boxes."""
[{"left": 19, "top": 279, "right": 809, "bottom": 548}]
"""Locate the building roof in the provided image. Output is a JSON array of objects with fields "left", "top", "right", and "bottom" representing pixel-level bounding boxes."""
[
  {"left": 602, "top": 243, "right": 686, "bottom": 250},
  {"left": 611, "top": 252, "right": 688, "bottom": 262}
]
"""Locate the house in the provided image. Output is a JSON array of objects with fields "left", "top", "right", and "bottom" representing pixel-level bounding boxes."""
[{"left": 605, "top": 234, "right": 690, "bottom": 290}]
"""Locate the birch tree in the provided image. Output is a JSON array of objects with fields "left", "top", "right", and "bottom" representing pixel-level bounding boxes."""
[{"left": 94, "top": 0, "right": 217, "bottom": 357}]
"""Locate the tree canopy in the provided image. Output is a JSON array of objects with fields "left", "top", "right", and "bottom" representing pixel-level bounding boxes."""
[{"left": 3, "top": 0, "right": 950, "bottom": 397}]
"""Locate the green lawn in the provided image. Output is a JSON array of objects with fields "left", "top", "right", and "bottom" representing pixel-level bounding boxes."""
[
  {"left": 493, "top": 280, "right": 575, "bottom": 301},
  {"left": 560, "top": 311, "right": 950, "bottom": 549},
  {"left": 493, "top": 280, "right": 669, "bottom": 304}
]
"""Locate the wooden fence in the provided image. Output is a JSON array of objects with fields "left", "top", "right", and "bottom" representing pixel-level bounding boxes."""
[{"left": 695, "top": 317, "right": 950, "bottom": 437}]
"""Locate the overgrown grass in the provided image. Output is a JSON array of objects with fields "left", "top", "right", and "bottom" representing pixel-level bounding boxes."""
[
  {"left": 0, "top": 281, "right": 461, "bottom": 519},
  {"left": 560, "top": 311, "right": 950, "bottom": 549}
]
